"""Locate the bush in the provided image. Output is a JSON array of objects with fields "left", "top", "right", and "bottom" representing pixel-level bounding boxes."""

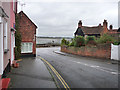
[
  {"left": 15, "top": 15, "right": 22, "bottom": 60},
  {"left": 15, "top": 47, "right": 21, "bottom": 60},
  {"left": 61, "top": 38, "right": 69, "bottom": 45},
  {"left": 113, "top": 41, "right": 120, "bottom": 45},
  {"left": 96, "top": 34, "right": 115, "bottom": 44},
  {"left": 68, "top": 39, "right": 75, "bottom": 46},
  {"left": 66, "top": 40, "right": 70, "bottom": 45},
  {"left": 74, "top": 36, "right": 85, "bottom": 47},
  {"left": 86, "top": 36, "right": 96, "bottom": 45}
]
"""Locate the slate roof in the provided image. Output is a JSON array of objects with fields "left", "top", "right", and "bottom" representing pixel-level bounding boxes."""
[
  {"left": 74, "top": 27, "right": 84, "bottom": 36},
  {"left": 118, "top": 28, "right": 120, "bottom": 32},
  {"left": 108, "top": 29, "right": 120, "bottom": 34}
]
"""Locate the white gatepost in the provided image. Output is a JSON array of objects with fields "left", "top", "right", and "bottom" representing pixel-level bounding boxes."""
[
  {"left": 119, "top": 44, "right": 120, "bottom": 60},
  {"left": 111, "top": 43, "right": 120, "bottom": 60}
]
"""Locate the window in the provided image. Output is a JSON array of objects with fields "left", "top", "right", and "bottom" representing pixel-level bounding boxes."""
[
  {"left": 21, "top": 43, "right": 33, "bottom": 53},
  {"left": 13, "top": 0, "right": 16, "bottom": 12},
  {"left": 4, "top": 19, "right": 8, "bottom": 51}
]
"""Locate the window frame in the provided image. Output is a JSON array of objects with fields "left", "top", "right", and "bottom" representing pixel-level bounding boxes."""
[
  {"left": 21, "top": 42, "right": 33, "bottom": 53},
  {"left": 13, "top": 0, "right": 15, "bottom": 12},
  {"left": 3, "top": 18, "right": 8, "bottom": 53}
]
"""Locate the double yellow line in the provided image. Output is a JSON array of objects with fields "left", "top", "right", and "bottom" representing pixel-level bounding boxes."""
[{"left": 39, "top": 57, "right": 71, "bottom": 90}]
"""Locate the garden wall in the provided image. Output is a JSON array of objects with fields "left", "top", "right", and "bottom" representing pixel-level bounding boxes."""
[{"left": 61, "top": 43, "right": 111, "bottom": 59}]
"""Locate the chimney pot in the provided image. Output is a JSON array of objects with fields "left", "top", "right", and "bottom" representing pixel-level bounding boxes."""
[
  {"left": 103, "top": 19, "right": 108, "bottom": 28},
  {"left": 78, "top": 20, "right": 82, "bottom": 28},
  {"left": 109, "top": 25, "right": 113, "bottom": 30},
  {"left": 99, "top": 24, "right": 101, "bottom": 26}
]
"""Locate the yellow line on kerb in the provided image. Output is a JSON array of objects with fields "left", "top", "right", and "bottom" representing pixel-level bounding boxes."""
[{"left": 39, "top": 56, "right": 71, "bottom": 90}]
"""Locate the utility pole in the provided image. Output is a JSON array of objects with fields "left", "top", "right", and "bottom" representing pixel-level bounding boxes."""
[{"left": 18, "top": 0, "right": 26, "bottom": 11}]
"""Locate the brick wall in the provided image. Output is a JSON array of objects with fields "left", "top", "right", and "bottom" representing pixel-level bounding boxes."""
[
  {"left": 61, "top": 43, "right": 111, "bottom": 59},
  {"left": 18, "top": 11, "right": 37, "bottom": 55}
]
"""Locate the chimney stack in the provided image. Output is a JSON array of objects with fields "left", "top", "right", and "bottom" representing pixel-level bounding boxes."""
[
  {"left": 78, "top": 20, "right": 82, "bottom": 28},
  {"left": 103, "top": 19, "right": 108, "bottom": 28},
  {"left": 109, "top": 25, "right": 113, "bottom": 30},
  {"left": 99, "top": 23, "right": 101, "bottom": 27}
]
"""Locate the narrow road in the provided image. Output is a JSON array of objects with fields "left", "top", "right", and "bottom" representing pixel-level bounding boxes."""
[{"left": 37, "top": 47, "right": 118, "bottom": 88}]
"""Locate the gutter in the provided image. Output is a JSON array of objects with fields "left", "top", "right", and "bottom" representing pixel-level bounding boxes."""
[{"left": 0, "top": 6, "right": 9, "bottom": 18}]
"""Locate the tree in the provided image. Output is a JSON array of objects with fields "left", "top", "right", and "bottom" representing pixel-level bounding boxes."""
[
  {"left": 15, "top": 15, "right": 22, "bottom": 60},
  {"left": 74, "top": 36, "right": 85, "bottom": 47}
]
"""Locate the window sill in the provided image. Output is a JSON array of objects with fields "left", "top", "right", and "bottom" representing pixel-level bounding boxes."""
[
  {"left": 21, "top": 52, "right": 32, "bottom": 53},
  {"left": 4, "top": 49, "right": 9, "bottom": 53}
]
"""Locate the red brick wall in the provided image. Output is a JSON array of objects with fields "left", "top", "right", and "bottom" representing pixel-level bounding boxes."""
[
  {"left": 61, "top": 43, "right": 111, "bottom": 59},
  {"left": 18, "top": 11, "right": 37, "bottom": 55}
]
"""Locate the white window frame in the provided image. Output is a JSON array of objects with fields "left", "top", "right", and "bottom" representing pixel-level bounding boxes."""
[
  {"left": 21, "top": 42, "right": 33, "bottom": 53},
  {"left": 13, "top": 0, "right": 15, "bottom": 12},
  {"left": 3, "top": 19, "right": 8, "bottom": 52}
]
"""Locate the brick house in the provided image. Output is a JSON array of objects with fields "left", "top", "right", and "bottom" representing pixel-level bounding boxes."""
[
  {"left": 108, "top": 25, "right": 120, "bottom": 41},
  {"left": 17, "top": 11, "right": 37, "bottom": 56},
  {"left": 74, "top": 20, "right": 119, "bottom": 39},
  {"left": 0, "top": 0, "right": 17, "bottom": 89}
]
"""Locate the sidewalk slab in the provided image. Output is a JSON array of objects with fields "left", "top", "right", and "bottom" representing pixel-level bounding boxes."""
[
  {"left": 7, "top": 57, "right": 57, "bottom": 88},
  {"left": 53, "top": 51, "right": 70, "bottom": 56}
]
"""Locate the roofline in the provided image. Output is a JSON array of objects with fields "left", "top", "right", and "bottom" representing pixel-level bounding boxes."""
[
  {"left": 82, "top": 26, "right": 103, "bottom": 28},
  {"left": 18, "top": 11, "right": 37, "bottom": 28},
  {"left": 0, "top": 6, "right": 9, "bottom": 18}
]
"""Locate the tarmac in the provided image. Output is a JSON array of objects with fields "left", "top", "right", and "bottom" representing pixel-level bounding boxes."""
[
  {"left": 7, "top": 49, "right": 119, "bottom": 89},
  {"left": 7, "top": 56, "right": 57, "bottom": 88}
]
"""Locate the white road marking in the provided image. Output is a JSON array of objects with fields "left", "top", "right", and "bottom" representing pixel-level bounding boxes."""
[
  {"left": 111, "top": 72, "right": 118, "bottom": 75},
  {"left": 72, "top": 61, "right": 118, "bottom": 75}
]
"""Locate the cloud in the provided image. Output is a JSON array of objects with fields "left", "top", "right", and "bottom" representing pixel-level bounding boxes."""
[
  {"left": 18, "top": 0, "right": 119, "bottom": 3},
  {"left": 18, "top": 1, "right": 118, "bottom": 37}
]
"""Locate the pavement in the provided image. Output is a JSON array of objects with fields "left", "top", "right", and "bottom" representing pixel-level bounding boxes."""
[
  {"left": 6, "top": 47, "right": 119, "bottom": 88},
  {"left": 7, "top": 56, "right": 57, "bottom": 88}
]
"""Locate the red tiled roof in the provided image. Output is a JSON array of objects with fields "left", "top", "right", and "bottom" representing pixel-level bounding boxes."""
[
  {"left": 108, "top": 29, "right": 120, "bottom": 34},
  {"left": 81, "top": 26, "right": 104, "bottom": 35}
]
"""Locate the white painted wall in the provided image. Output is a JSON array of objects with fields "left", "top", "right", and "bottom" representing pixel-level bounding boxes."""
[
  {"left": 11, "top": 31, "right": 15, "bottom": 63},
  {"left": 118, "top": 45, "right": 120, "bottom": 60},
  {"left": 0, "top": 17, "right": 3, "bottom": 75},
  {"left": 111, "top": 44, "right": 120, "bottom": 60}
]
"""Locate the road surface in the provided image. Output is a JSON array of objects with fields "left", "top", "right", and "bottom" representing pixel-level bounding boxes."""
[{"left": 36, "top": 47, "right": 118, "bottom": 88}]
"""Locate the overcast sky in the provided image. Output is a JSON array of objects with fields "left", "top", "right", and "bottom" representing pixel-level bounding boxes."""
[{"left": 18, "top": 0, "right": 119, "bottom": 37}]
